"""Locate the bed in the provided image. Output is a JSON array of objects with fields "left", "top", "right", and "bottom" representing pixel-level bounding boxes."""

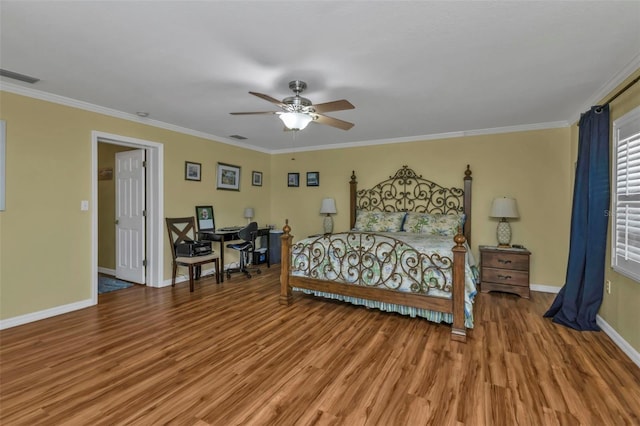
[{"left": 279, "top": 165, "right": 476, "bottom": 342}]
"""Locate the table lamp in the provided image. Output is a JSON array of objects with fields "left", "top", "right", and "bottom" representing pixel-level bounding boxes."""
[
  {"left": 244, "top": 207, "right": 254, "bottom": 224},
  {"left": 319, "top": 198, "right": 337, "bottom": 234},
  {"left": 490, "top": 197, "right": 519, "bottom": 247}
]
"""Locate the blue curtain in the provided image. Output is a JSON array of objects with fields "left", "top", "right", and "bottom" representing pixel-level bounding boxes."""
[{"left": 544, "top": 105, "right": 610, "bottom": 331}]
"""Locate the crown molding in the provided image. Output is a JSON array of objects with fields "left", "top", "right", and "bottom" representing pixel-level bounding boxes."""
[
  {"left": 0, "top": 82, "right": 272, "bottom": 154},
  {"left": 271, "top": 121, "right": 570, "bottom": 154},
  {"left": 8, "top": 77, "right": 627, "bottom": 155},
  {"left": 570, "top": 53, "right": 640, "bottom": 124}
]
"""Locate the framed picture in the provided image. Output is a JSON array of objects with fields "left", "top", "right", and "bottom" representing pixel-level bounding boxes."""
[
  {"left": 195, "top": 205, "right": 215, "bottom": 231},
  {"left": 217, "top": 162, "right": 241, "bottom": 191},
  {"left": 185, "top": 161, "right": 201, "bottom": 181},
  {"left": 252, "top": 171, "right": 263, "bottom": 187},
  {"left": 306, "top": 171, "right": 319, "bottom": 187},
  {"left": 288, "top": 172, "right": 299, "bottom": 187}
]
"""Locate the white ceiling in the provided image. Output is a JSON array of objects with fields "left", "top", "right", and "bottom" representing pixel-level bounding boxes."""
[{"left": 1, "top": 1, "right": 639, "bottom": 153}]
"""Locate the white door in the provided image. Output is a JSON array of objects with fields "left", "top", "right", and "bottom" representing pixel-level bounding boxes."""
[{"left": 115, "top": 149, "right": 146, "bottom": 284}]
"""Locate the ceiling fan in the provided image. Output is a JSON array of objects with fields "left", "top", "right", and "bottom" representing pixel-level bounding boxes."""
[{"left": 230, "top": 80, "right": 355, "bottom": 131}]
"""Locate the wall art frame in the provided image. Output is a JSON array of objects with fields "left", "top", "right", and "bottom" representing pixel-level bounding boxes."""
[
  {"left": 217, "top": 162, "right": 241, "bottom": 191},
  {"left": 185, "top": 161, "right": 201, "bottom": 181},
  {"left": 252, "top": 171, "right": 263, "bottom": 186},
  {"left": 306, "top": 171, "right": 319, "bottom": 187},
  {"left": 288, "top": 172, "right": 299, "bottom": 187}
]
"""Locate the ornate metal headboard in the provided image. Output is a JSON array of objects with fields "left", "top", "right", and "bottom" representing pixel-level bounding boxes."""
[{"left": 349, "top": 165, "right": 472, "bottom": 243}]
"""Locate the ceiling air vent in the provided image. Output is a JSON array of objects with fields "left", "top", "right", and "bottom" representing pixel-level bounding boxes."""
[
  {"left": 229, "top": 135, "right": 248, "bottom": 140},
  {"left": 0, "top": 69, "right": 40, "bottom": 84}
]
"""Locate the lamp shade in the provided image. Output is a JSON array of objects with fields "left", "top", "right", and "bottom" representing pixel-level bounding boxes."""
[
  {"left": 243, "top": 207, "right": 254, "bottom": 219},
  {"left": 278, "top": 112, "right": 313, "bottom": 130},
  {"left": 320, "top": 198, "right": 337, "bottom": 214},
  {"left": 490, "top": 197, "right": 519, "bottom": 219}
]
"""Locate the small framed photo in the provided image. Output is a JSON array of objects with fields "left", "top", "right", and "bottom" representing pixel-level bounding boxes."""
[
  {"left": 288, "top": 172, "right": 299, "bottom": 187},
  {"left": 306, "top": 171, "right": 319, "bottom": 187},
  {"left": 195, "top": 205, "right": 215, "bottom": 231},
  {"left": 252, "top": 171, "right": 263, "bottom": 187},
  {"left": 217, "top": 162, "right": 240, "bottom": 191},
  {"left": 185, "top": 161, "right": 201, "bottom": 181}
]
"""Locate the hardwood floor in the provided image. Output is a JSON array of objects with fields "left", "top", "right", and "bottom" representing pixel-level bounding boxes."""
[{"left": 1, "top": 267, "right": 639, "bottom": 425}]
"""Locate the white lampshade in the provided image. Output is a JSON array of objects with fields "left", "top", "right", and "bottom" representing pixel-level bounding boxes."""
[
  {"left": 490, "top": 197, "right": 519, "bottom": 247},
  {"left": 244, "top": 207, "right": 254, "bottom": 219},
  {"left": 490, "top": 197, "right": 519, "bottom": 219},
  {"left": 279, "top": 112, "right": 313, "bottom": 130},
  {"left": 320, "top": 198, "right": 337, "bottom": 214}
]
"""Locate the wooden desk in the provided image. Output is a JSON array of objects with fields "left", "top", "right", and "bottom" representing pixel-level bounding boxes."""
[{"left": 198, "top": 227, "right": 271, "bottom": 282}]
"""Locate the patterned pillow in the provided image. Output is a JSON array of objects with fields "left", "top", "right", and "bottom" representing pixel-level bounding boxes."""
[
  {"left": 353, "top": 210, "right": 407, "bottom": 232},
  {"left": 402, "top": 212, "right": 465, "bottom": 236}
]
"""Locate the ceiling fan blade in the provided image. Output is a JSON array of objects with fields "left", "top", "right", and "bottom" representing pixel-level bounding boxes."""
[
  {"left": 312, "top": 99, "right": 355, "bottom": 114},
  {"left": 314, "top": 114, "right": 354, "bottom": 131},
  {"left": 249, "top": 92, "right": 285, "bottom": 107},
  {"left": 230, "top": 111, "right": 278, "bottom": 115}
]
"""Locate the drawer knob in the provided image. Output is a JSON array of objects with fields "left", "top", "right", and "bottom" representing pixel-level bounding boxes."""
[
  {"left": 497, "top": 274, "right": 512, "bottom": 280},
  {"left": 498, "top": 259, "right": 512, "bottom": 264}
]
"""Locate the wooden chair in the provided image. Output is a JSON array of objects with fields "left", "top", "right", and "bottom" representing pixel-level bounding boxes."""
[{"left": 166, "top": 217, "right": 220, "bottom": 292}]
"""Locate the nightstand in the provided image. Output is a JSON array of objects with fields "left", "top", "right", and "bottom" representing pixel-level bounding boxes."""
[{"left": 479, "top": 245, "right": 531, "bottom": 299}]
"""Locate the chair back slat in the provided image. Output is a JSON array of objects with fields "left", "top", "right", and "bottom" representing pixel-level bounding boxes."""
[{"left": 165, "top": 217, "right": 197, "bottom": 259}]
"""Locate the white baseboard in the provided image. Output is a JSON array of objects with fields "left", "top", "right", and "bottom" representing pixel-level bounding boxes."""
[
  {"left": 98, "top": 267, "right": 116, "bottom": 276},
  {"left": 597, "top": 315, "right": 640, "bottom": 368},
  {"left": 0, "top": 298, "right": 94, "bottom": 330},
  {"left": 531, "top": 283, "right": 639, "bottom": 368},
  {"left": 531, "top": 283, "right": 561, "bottom": 293}
]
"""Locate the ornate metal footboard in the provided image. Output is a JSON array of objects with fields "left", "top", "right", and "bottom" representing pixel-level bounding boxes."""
[
  {"left": 280, "top": 221, "right": 469, "bottom": 342},
  {"left": 291, "top": 232, "right": 454, "bottom": 294}
]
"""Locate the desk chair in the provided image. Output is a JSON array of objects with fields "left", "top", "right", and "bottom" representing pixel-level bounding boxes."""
[
  {"left": 226, "top": 221, "right": 261, "bottom": 279},
  {"left": 166, "top": 217, "right": 220, "bottom": 292}
]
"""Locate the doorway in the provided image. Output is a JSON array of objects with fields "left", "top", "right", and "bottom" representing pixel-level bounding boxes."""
[{"left": 91, "top": 131, "right": 164, "bottom": 304}]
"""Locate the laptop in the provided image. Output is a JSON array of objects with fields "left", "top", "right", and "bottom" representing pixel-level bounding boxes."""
[{"left": 195, "top": 205, "right": 215, "bottom": 234}]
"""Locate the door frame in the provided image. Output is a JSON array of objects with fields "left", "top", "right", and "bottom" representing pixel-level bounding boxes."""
[{"left": 91, "top": 131, "right": 164, "bottom": 304}]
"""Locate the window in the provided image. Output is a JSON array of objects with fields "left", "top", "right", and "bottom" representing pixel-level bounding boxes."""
[{"left": 612, "top": 106, "right": 640, "bottom": 282}]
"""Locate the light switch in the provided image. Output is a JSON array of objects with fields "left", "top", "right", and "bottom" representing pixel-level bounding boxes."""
[{"left": 81, "top": 200, "right": 89, "bottom": 211}]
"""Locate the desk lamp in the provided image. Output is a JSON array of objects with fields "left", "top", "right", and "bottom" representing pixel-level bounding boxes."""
[{"left": 244, "top": 207, "right": 254, "bottom": 224}]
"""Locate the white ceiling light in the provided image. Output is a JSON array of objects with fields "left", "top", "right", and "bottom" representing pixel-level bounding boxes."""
[{"left": 278, "top": 112, "right": 313, "bottom": 130}]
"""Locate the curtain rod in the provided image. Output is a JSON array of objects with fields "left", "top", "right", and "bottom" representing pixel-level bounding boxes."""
[{"left": 601, "top": 74, "right": 640, "bottom": 107}]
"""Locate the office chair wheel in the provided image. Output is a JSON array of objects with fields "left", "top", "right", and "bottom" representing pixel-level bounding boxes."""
[
  {"left": 257, "top": 269, "right": 261, "bottom": 274},
  {"left": 247, "top": 274, "right": 252, "bottom": 278},
  {"left": 226, "top": 272, "right": 231, "bottom": 279}
]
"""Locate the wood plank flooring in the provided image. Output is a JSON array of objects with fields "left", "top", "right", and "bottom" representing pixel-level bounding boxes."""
[{"left": 1, "top": 267, "right": 639, "bottom": 425}]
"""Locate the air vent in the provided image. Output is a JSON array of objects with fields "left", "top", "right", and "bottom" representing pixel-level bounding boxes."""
[
  {"left": 229, "top": 135, "right": 248, "bottom": 140},
  {"left": 0, "top": 69, "right": 40, "bottom": 84}
]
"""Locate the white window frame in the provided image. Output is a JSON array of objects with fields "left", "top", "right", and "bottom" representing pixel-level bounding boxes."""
[{"left": 611, "top": 105, "right": 640, "bottom": 282}]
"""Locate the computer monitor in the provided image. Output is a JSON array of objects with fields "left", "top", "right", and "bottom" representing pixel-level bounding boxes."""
[{"left": 195, "top": 205, "right": 215, "bottom": 232}]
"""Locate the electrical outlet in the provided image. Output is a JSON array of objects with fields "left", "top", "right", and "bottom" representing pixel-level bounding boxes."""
[{"left": 606, "top": 280, "right": 612, "bottom": 294}]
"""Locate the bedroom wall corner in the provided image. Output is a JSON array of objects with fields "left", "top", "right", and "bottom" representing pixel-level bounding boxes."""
[{"left": 269, "top": 127, "right": 573, "bottom": 291}]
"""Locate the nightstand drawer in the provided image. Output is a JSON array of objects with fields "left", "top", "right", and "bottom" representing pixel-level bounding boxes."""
[
  {"left": 481, "top": 267, "right": 529, "bottom": 287},
  {"left": 481, "top": 251, "right": 529, "bottom": 271}
]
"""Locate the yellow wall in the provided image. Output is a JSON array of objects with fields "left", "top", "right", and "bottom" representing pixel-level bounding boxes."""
[
  {"left": 1, "top": 80, "right": 638, "bottom": 356},
  {"left": 0, "top": 91, "right": 271, "bottom": 319},
  {"left": 600, "top": 70, "right": 640, "bottom": 351},
  {"left": 271, "top": 128, "right": 573, "bottom": 288}
]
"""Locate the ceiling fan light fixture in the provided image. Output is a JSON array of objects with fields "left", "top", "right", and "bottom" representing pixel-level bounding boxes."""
[{"left": 279, "top": 112, "right": 313, "bottom": 130}]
